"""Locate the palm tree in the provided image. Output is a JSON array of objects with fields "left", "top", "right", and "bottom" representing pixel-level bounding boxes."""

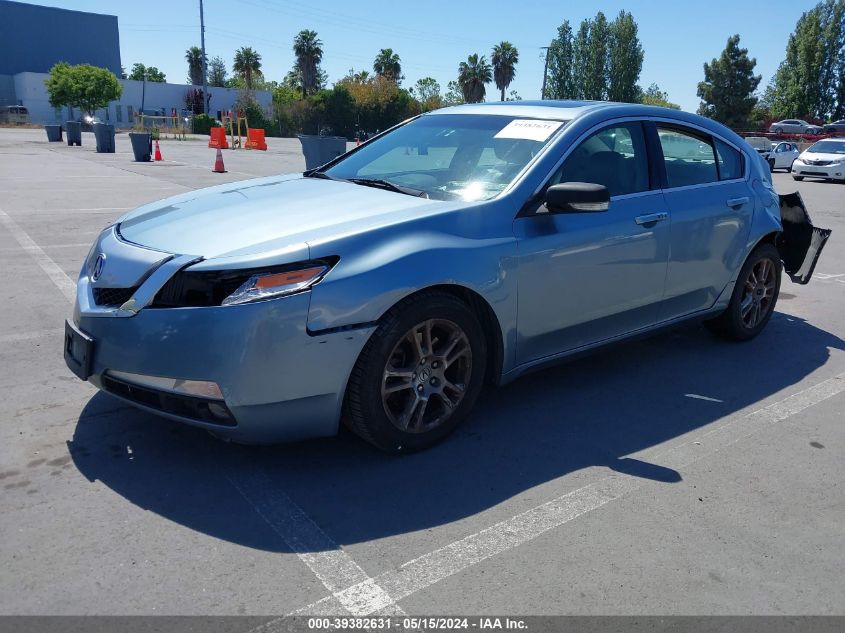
[
  {"left": 491, "top": 41, "right": 519, "bottom": 101},
  {"left": 458, "top": 54, "right": 492, "bottom": 103},
  {"left": 185, "top": 46, "right": 205, "bottom": 86},
  {"left": 233, "top": 47, "right": 262, "bottom": 90},
  {"left": 293, "top": 30, "right": 324, "bottom": 98},
  {"left": 373, "top": 48, "right": 402, "bottom": 83}
]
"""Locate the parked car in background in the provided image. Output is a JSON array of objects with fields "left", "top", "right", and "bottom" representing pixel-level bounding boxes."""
[
  {"left": 745, "top": 136, "right": 772, "bottom": 158},
  {"left": 768, "top": 141, "right": 800, "bottom": 172},
  {"left": 791, "top": 138, "right": 845, "bottom": 182},
  {"left": 0, "top": 105, "right": 30, "bottom": 124},
  {"left": 822, "top": 119, "right": 845, "bottom": 134},
  {"left": 64, "top": 101, "right": 831, "bottom": 451},
  {"left": 769, "top": 119, "right": 822, "bottom": 135}
]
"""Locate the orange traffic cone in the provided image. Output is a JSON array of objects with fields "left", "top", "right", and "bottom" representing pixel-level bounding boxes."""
[
  {"left": 213, "top": 148, "right": 226, "bottom": 173},
  {"left": 154, "top": 140, "right": 163, "bottom": 161}
]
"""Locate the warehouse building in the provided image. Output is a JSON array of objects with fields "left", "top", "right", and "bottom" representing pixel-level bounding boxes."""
[{"left": 0, "top": 0, "right": 270, "bottom": 126}]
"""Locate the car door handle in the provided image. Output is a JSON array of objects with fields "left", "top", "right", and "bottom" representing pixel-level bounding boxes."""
[
  {"left": 634, "top": 212, "right": 668, "bottom": 225},
  {"left": 726, "top": 197, "right": 750, "bottom": 208}
]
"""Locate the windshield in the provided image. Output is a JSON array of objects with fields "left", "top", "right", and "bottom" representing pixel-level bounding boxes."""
[
  {"left": 323, "top": 114, "right": 565, "bottom": 201},
  {"left": 807, "top": 140, "right": 845, "bottom": 154}
]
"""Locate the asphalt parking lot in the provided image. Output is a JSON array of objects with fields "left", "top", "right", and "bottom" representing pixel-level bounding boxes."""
[{"left": 0, "top": 127, "right": 843, "bottom": 617}]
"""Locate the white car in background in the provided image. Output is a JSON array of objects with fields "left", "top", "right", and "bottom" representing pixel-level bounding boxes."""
[
  {"left": 791, "top": 138, "right": 845, "bottom": 182},
  {"left": 768, "top": 141, "right": 800, "bottom": 172}
]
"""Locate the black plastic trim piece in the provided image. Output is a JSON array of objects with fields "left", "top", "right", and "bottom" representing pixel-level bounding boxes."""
[{"left": 102, "top": 375, "right": 236, "bottom": 426}]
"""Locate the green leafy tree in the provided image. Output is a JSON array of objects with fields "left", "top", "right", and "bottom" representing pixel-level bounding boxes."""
[
  {"left": 283, "top": 64, "right": 327, "bottom": 94},
  {"left": 640, "top": 83, "right": 680, "bottom": 109},
  {"left": 313, "top": 84, "right": 357, "bottom": 136},
  {"left": 293, "top": 30, "right": 324, "bottom": 98},
  {"left": 208, "top": 56, "right": 227, "bottom": 87},
  {"left": 44, "top": 62, "right": 123, "bottom": 117},
  {"left": 233, "top": 47, "right": 262, "bottom": 90},
  {"left": 571, "top": 20, "right": 591, "bottom": 99},
  {"left": 697, "top": 34, "right": 761, "bottom": 128},
  {"left": 770, "top": 0, "right": 845, "bottom": 120},
  {"left": 583, "top": 12, "right": 610, "bottom": 100},
  {"left": 491, "top": 41, "right": 519, "bottom": 101},
  {"left": 458, "top": 54, "right": 492, "bottom": 103},
  {"left": 412, "top": 77, "right": 442, "bottom": 111},
  {"left": 607, "top": 11, "right": 643, "bottom": 102},
  {"left": 546, "top": 21, "right": 576, "bottom": 99},
  {"left": 186, "top": 46, "right": 206, "bottom": 85},
  {"left": 373, "top": 48, "right": 402, "bottom": 83},
  {"left": 444, "top": 80, "right": 465, "bottom": 105},
  {"left": 127, "top": 63, "right": 165, "bottom": 82}
]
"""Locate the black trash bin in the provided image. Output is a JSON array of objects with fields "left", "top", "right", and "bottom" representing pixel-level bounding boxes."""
[
  {"left": 93, "top": 123, "right": 115, "bottom": 153},
  {"left": 45, "top": 125, "right": 62, "bottom": 142},
  {"left": 297, "top": 135, "right": 348, "bottom": 170},
  {"left": 129, "top": 132, "right": 152, "bottom": 162},
  {"left": 65, "top": 121, "right": 82, "bottom": 146}
]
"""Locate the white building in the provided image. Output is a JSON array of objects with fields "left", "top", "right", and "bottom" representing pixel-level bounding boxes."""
[
  {"left": 11, "top": 71, "right": 272, "bottom": 128},
  {"left": 0, "top": 1, "right": 271, "bottom": 127}
]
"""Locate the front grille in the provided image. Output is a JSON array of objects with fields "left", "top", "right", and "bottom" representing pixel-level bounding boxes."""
[
  {"left": 805, "top": 160, "right": 832, "bottom": 166},
  {"left": 102, "top": 375, "right": 236, "bottom": 426},
  {"left": 93, "top": 286, "right": 137, "bottom": 307}
]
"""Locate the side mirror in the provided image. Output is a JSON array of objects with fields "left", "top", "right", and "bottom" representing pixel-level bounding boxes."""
[{"left": 545, "top": 182, "right": 610, "bottom": 214}]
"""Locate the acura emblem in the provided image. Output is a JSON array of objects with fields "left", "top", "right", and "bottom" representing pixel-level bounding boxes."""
[{"left": 91, "top": 253, "right": 106, "bottom": 281}]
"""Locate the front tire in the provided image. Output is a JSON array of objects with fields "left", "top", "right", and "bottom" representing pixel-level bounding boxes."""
[
  {"left": 705, "top": 243, "right": 781, "bottom": 341},
  {"left": 792, "top": 175, "right": 804, "bottom": 181},
  {"left": 343, "top": 291, "right": 487, "bottom": 452}
]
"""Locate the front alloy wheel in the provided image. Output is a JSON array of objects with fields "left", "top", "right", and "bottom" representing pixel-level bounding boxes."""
[
  {"left": 381, "top": 319, "right": 472, "bottom": 433},
  {"left": 344, "top": 291, "right": 486, "bottom": 452}
]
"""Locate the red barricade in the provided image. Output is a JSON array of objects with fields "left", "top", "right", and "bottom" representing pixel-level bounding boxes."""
[
  {"left": 245, "top": 128, "right": 267, "bottom": 151},
  {"left": 208, "top": 127, "right": 229, "bottom": 149}
]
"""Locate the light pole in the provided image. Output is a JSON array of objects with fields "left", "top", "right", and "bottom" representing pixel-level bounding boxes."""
[
  {"left": 141, "top": 69, "right": 146, "bottom": 113},
  {"left": 540, "top": 47, "right": 550, "bottom": 100},
  {"left": 199, "top": 0, "right": 208, "bottom": 115}
]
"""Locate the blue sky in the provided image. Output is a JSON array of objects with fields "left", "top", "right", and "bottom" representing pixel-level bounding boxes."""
[{"left": 35, "top": 0, "right": 814, "bottom": 111}]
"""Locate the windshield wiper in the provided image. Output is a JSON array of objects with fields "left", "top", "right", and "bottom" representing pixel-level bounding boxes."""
[
  {"left": 348, "top": 177, "right": 429, "bottom": 198},
  {"left": 303, "top": 170, "right": 343, "bottom": 181}
]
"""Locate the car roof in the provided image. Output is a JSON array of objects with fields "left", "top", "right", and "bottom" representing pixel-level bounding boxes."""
[
  {"left": 426, "top": 100, "right": 745, "bottom": 144},
  {"left": 429, "top": 100, "right": 609, "bottom": 121},
  {"left": 428, "top": 99, "right": 709, "bottom": 124}
]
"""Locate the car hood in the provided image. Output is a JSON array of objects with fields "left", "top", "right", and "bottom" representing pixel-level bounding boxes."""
[
  {"left": 118, "top": 174, "right": 453, "bottom": 260},
  {"left": 799, "top": 152, "right": 845, "bottom": 162}
]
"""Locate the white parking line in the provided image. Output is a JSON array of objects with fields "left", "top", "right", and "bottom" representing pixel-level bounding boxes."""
[
  {"left": 226, "top": 471, "right": 405, "bottom": 617},
  {"left": 292, "top": 371, "right": 845, "bottom": 616},
  {"left": 0, "top": 207, "right": 76, "bottom": 303}
]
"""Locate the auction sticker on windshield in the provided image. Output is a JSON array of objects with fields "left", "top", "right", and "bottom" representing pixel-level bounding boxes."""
[{"left": 494, "top": 119, "right": 563, "bottom": 141}]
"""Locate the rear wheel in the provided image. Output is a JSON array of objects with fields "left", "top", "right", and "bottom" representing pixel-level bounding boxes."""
[
  {"left": 705, "top": 243, "right": 781, "bottom": 341},
  {"left": 343, "top": 291, "right": 486, "bottom": 452},
  {"left": 768, "top": 158, "right": 775, "bottom": 172}
]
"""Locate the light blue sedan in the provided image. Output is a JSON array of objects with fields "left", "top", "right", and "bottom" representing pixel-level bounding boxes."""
[{"left": 65, "top": 101, "right": 831, "bottom": 451}]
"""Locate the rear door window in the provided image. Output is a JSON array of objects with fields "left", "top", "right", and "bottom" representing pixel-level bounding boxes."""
[
  {"left": 714, "top": 138, "right": 744, "bottom": 181},
  {"left": 657, "top": 127, "right": 718, "bottom": 188}
]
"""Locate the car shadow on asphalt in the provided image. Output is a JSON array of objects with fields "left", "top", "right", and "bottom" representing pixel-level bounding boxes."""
[{"left": 69, "top": 311, "right": 844, "bottom": 551}]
